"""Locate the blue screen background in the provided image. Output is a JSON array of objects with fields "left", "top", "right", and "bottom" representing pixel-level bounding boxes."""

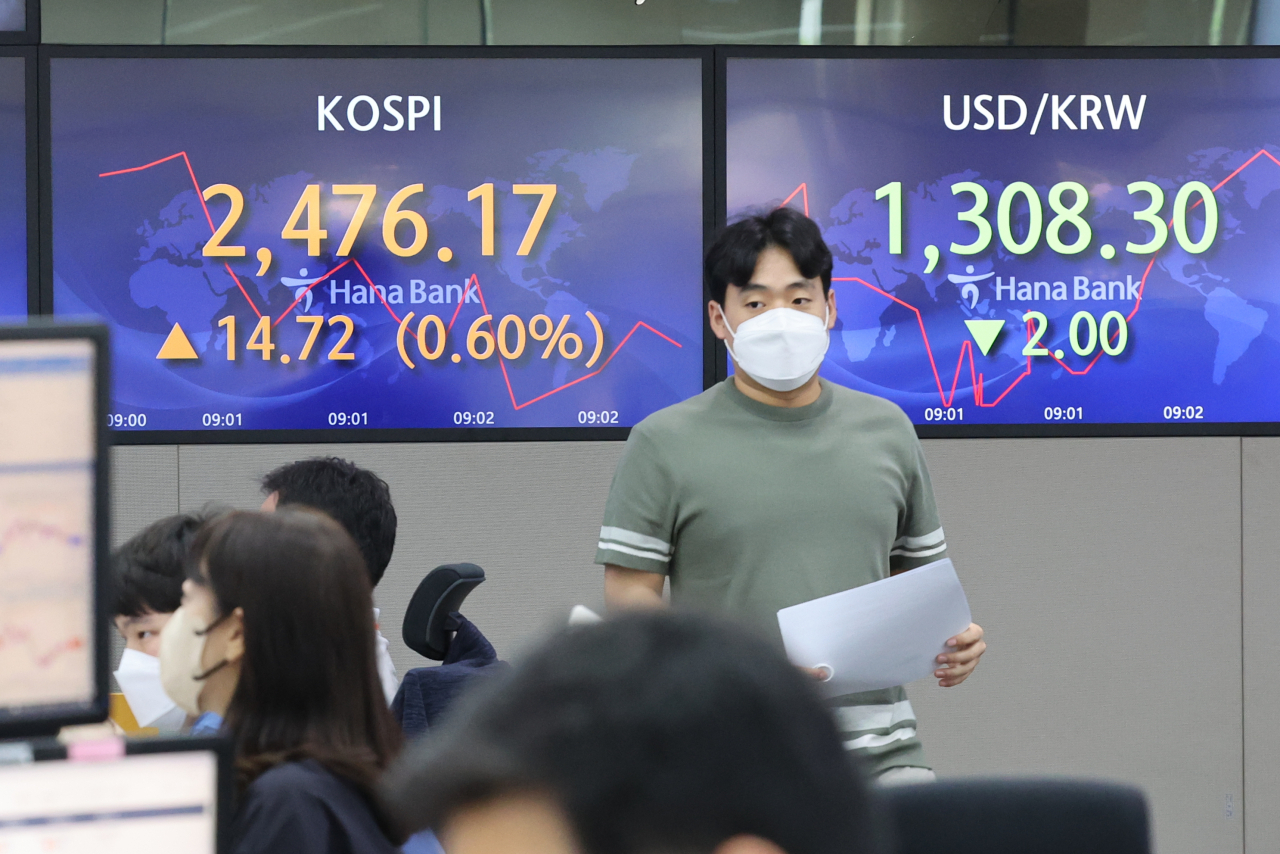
[
  {"left": 727, "top": 58, "right": 1280, "bottom": 428},
  {"left": 0, "top": 55, "right": 25, "bottom": 319},
  {"left": 51, "top": 57, "right": 704, "bottom": 433}
]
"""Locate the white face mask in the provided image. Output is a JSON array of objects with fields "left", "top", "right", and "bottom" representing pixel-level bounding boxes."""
[
  {"left": 158, "top": 605, "right": 228, "bottom": 717},
  {"left": 114, "top": 647, "right": 180, "bottom": 727},
  {"left": 721, "top": 305, "right": 831, "bottom": 392}
]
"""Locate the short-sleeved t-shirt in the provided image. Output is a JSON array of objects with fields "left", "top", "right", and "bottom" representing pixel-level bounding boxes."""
[{"left": 595, "top": 378, "right": 947, "bottom": 773}]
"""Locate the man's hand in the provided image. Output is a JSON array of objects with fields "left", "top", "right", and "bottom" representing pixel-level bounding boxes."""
[{"left": 935, "top": 622, "right": 985, "bottom": 687}]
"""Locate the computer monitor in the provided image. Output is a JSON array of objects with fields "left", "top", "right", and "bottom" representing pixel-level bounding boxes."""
[
  {"left": 0, "top": 737, "right": 229, "bottom": 853},
  {"left": 0, "top": 322, "right": 109, "bottom": 736}
]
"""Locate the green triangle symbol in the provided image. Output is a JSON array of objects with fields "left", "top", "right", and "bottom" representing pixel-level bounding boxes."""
[{"left": 965, "top": 319, "right": 1005, "bottom": 356}]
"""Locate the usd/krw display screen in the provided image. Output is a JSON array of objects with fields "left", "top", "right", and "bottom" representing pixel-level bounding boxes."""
[
  {"left": 50, "top": 53, "right": 705, "bottom": 436},
  {"left": 0, "top": 54, "right": 25, "bottom": 317},
  {"left": 726, "top": 55, "right": 1280, "bottom": 433}
]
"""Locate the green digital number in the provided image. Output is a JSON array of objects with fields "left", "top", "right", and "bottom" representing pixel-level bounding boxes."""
[
  {"left": 874, "top": 181, "right": 903, "bottom": 255},
  {"left": 1070, "top": 311, "right": 1098, "bottom": 356},
  {"left": 950, "top": 181, "right": 992, "bottom": 255},
  {"left": 1173, "top": 181, "right": 1218, "bottom": 254},
  {"left": 1125, "top": 181, "right": 1167, "bottom": 255},
  {"left": 1021, "top": 311, "right": 1049, "bottom": 356},
  {"left": 1046, "top": 181, "right": 1091, "bottom": 254},
  {"left": 997, "top": 182, "right": 1042, "bottom": 256}
]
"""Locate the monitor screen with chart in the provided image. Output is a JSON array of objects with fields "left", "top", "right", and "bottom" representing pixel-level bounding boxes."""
[
  {"left": 0, "top": 325, "right": 107, "bottom": 734},
  {"left": 0, "top": 740, "right": 224, "bottom": 853}
]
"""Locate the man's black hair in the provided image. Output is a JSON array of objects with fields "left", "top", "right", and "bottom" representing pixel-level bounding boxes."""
[
  {"left": 380, "top": 610, "right": 881, "bottom": 854},
  {"left": 112, "top": 513, "right": 202, "bottom": 617},
  {"left": 261, "top": 457, "right": 397, "bottom": 587},
  {"left": 705, "top": 207, "right": 834, "bottom": 306}
]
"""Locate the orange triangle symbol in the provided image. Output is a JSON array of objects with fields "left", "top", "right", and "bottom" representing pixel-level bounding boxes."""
[{"left": 156, "top": 323, "right": 199, "bottom": 360}]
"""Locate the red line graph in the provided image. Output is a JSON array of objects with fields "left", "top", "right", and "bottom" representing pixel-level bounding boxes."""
[
  {"left": 0, "top": 625, "right": 85, "bottom": 668},
  {"left": 442, "top": 274, "right": 681, "bottom": 410},
  {"left": 0, "top": 518, "right": 84, "bottom": 555},
  {"left": 101, "top": 153, "right": 263, "bottom": 319},
  {"left": 100, "top": 152, "right": 683, "bottom": 411},
  {"left": 795, "top": 148, "right": 1280, "bottom": 408}
]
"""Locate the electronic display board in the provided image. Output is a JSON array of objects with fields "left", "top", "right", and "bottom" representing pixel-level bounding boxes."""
[
  {"left": 725, "top": 51, "right": 1280, "bottom": 435},
  {"left": 47, "top": 49, "right": 707, "bottom": 440},
  {"left": 0, "top": 50, "right": 30, "bottom": 317}
]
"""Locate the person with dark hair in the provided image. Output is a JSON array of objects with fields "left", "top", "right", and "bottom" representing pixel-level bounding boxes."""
[
  {"left": 158, "top": 509, "right": 403, "bottom": 854},
  {"left": 260, "top": 456, "right": 400, "bottom": 703},
  {"left": 111, "top": 513, "right": 203, "bottom": 732},
  {"left": 381, "top": 610, "right": 882, "bottom": 854},
  {"left": 597, "top": 207, "right": 986, "bottom": 783}
]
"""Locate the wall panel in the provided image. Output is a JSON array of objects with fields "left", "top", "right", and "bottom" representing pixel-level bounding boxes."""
[
  {"left": 913, "top": 437, "right": 1243, "bottom": 854},
  {"left": 1241, "top": 437, "right": 1280, "bottom": 854}
]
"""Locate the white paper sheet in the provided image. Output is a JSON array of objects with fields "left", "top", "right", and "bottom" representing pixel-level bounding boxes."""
[{"left": 776, "top": 558, "right": 972, "bottom": 696}]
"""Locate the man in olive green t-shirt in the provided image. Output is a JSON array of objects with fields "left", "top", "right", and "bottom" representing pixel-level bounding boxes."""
[{"left": 596, "top": 207, "right": 987, "bottom": 781}]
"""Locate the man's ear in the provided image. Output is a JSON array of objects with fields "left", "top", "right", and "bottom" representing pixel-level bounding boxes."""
[
  {"left": 713, "top": 835, "right": 789, "bottom": 854},
  {"left": 825, "top": 287, "right": 838, "bottom": 329},
  {"left": 708, "top": 300, "right": 730, "bottom": 341}
]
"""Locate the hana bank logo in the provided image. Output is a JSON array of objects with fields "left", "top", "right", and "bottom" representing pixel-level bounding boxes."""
[{"left": 948, "top": 265, "right": 994, "bottom": 309}]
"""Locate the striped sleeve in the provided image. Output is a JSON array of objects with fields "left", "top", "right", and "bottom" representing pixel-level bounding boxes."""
[
  {"left": 891, "top": 432, "right": 948, "bottom": 573},
  {"left": 595, "top": 429, "right": 676, "bottom": 575}
]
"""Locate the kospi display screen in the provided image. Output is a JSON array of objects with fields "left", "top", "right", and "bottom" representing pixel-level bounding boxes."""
[
  {"left": 47, "top": 50, "right": 707, "bottom": 439},
  {"left": 725, "top": 52, "right": 1280, "bottom": 435},
  {"left": 0, "top": 51, "right": 28, "bottom": 317}
]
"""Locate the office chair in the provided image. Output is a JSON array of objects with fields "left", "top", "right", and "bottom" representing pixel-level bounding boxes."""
[{"left": 879, "top": 777, "right": 1150, "bottom": 854}]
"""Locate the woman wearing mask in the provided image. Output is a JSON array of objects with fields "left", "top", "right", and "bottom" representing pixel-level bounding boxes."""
[{"left": 159, "top": 509, "right": 402, "bottom": 854}]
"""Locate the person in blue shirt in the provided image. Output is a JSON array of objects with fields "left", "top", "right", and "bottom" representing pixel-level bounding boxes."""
[{"left": 158, "top": 508, "right": 403, "bottom": 854}]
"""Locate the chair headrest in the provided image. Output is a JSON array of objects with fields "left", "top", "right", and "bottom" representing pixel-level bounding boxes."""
[{"left": 401, "top": 563, "right": 486, "bottom": 660}]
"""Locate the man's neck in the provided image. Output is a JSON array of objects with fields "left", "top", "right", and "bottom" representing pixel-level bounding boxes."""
[{"left": 731, "top": 372, "right": 822, "bottom": 408}]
